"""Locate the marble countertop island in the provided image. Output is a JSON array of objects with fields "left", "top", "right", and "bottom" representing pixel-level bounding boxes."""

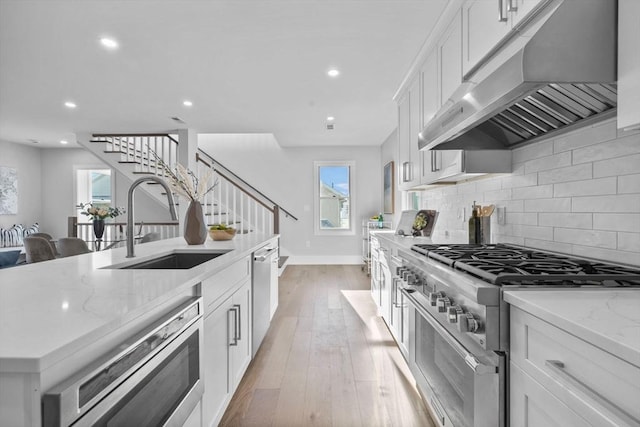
[
  {"left": 0, "top": 233, "right": 277, "bottom": 373},
  {"left": 504, "top": 290, "right": 640, "bottom": 367}
]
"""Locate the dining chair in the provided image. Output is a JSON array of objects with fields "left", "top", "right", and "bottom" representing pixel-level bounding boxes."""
[
  {"left": 24, "top": 236, "right": 57, "bottom": 263},
  {"left": 28, "top": 232, "right": 60, "bottom": 256},
  {"left": 57, "top": 238, "right": 92, "bottom": 257}
]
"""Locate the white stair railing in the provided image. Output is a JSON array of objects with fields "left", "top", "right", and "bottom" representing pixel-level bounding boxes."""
[{"left": 91, "top": 133, "right": 297, "bottom": 235}]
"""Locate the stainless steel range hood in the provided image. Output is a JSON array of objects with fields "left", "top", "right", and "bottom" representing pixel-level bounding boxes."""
[{"left": 419, "top": 0, "right": 617, "bottom": 151}]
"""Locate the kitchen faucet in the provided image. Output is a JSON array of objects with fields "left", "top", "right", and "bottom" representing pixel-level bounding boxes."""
[{"left": 126, "top": 176, "right": 178, "bottom": 258}]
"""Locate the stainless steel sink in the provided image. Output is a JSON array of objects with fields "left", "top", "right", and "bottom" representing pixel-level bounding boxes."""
[{"left": 106, "top": 251, "right": 229, "bottom": 270}]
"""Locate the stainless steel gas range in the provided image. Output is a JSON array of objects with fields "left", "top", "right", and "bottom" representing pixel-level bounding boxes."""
[{"left": 394, "top": 243, "right": 640, "bottom": 427}]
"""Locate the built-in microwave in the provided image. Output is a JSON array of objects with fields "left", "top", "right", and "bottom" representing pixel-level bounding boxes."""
[{"left": 42, "top": 298, "right": 204, "bottom": 427}]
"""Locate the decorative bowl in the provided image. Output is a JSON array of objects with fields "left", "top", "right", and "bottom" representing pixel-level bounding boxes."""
[{"left": 208, "top": 228, "right": 236, "bottom": 241}]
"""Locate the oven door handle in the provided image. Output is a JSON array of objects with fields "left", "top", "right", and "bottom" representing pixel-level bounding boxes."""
[{"left": 401, "top": 288, "right": 497, "bottom": 375}]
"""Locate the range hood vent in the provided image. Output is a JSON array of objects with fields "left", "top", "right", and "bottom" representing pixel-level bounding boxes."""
[{"left": 419, "top": 0, "right": 617, "bottom": 151}]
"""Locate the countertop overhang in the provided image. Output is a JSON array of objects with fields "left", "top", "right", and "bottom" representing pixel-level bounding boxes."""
[{"left": 0, "top": 233, "right": 278, "bottom": 373}]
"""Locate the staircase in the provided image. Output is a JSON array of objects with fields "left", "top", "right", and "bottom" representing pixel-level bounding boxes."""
[{"left": 79, "top": 133, "right": 296, "bottom": 237}]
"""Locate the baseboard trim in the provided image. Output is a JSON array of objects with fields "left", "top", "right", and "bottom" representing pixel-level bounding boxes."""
[{"left": 287, "top": 255, "right": 363, "bottom": 265}]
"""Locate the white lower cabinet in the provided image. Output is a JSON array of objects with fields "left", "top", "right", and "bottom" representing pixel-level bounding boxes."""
[
  {"left": 510, "top": 361, "right": 589, "bottom": 427},
  {"left": 202, "top": 278, "right": 252, "bottom": 427},
  {"left": 183, "top": 400, "right": 202, "bottom": 427},
  {"left": 510, "top": 306, "right": 640, "bottom": 427}
]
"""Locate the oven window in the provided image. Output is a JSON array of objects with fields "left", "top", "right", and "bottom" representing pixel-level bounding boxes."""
[
  {"left": 91, "top": 330, "right": 200, "bottom": 427},
  {"left": 416, "top": 315, "right": 475, "bottom": 427}
]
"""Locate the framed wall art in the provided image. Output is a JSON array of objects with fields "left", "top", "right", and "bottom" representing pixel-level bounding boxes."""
[
  {"left": 383, "top": 161, "right": 394, "bottom": 214},
  {"left": 0, "top": 166, "right": 18, "bottom": 215}
]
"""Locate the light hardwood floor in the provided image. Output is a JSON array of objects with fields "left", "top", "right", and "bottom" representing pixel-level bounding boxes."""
[{"left": 219, "top": 265, "right": 435, "bottom": 427}]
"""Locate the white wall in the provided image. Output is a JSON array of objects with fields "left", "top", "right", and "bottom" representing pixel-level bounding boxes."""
[
  {"left": 380, "top": 128, "right": 403, "bottom": 228},
  {"left": 199, "top": 134, "right": 382, "bottom": 264},
  {"left": 0, "top": 141, "right": 42, "bottom": 230},
  {"left": 39, "top": 148, "right": 170, "bottom": 238},
  {"left": 0, "top": 142, "right": 168, "bottom": 239},
  {"left": 417, "top": 119, "right": 640, "bottom": 266}
]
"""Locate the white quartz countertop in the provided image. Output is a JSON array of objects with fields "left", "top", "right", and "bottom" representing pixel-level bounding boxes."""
[
  {"left": 0, "top": 233, "right": 277, "bottom": 373},
  {"left": 371, "top": 232, "right": 434, "bottom": 249},
  {"left": 504, "top": 290, "right": 640, "bottom": 367}
]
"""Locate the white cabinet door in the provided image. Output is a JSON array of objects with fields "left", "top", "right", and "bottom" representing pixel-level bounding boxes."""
[
  {"left": 269, "top": 254, "right": 278, "bottom": 320},
  {"left": 230, "top": 279, "right": 252, "bottom": 391},
  {"left": 462, "top": 0, "right": 509, "bottom": 77},
  {"left": 420, "top": 49, "right": 443, "bottom": 186},
  {"left": 618, "top": 0, "right": 640, "bottom": 131},
  {"left": 509, "top": 0, "right": 546, "bottom": 28},
  {"left": 439, "top": 9, "right": 463, "bottom": 106},
  {"left": 397, "top": 93, "right": 412, "bottom": 190},
  {"left": 202, "top": 296, "right": 233, "bottom": 427},
  {"left": 408, "top": 78, "right": 422, "bottom": 189},
  {"left": 510, "top": 362, "right": 591, "bottom": 427}
]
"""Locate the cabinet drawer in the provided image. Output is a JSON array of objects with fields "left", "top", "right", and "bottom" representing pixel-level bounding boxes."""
[
  {"left": 510, "top": 307, "right": 640, "bottom": 426},
  {"left": 202, "top": 256, "right": 250, "bottom": 312},
  {"left": 510, "top": 361, "right": 590, "bottom": 427}
]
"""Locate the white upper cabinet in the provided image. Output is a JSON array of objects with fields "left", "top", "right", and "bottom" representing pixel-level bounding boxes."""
[
  {"left": 462, "top": 0, "right": 546, "bottom": 77},
  {"left": 509, "top": 0, "right": 546, "bottom": 27},
  {"left": 618, "top": 0, "right": 640, "bottom": 131},
  {"left": 397, "top": 92, "right": 412, "bottom": 191},
  {"left": 462, "top": 0, "right": 511, "bottom": 77},
  {"left": 438, "top": 10, "right": 463, "bottom": 108}
]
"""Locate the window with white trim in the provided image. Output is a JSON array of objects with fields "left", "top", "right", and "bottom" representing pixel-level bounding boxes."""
[{"left": 314, "top": 161, "right": 355, "bottom": 235}]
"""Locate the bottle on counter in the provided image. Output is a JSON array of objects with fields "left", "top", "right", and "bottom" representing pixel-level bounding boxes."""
[
  {"left": 378, "top": 213, "right": 384, "bottom": 228},
  {"left": 468, "top": 202, "right": 481, "bottom": 244}
]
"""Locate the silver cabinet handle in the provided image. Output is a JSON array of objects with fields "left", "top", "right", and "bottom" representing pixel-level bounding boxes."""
[
  {"left": 544, "top": 360, "right": 637, "bottom": 426},
  {"left": 233, "top": 304, "right": 241, "bottom": 342},
  {"left": 507, "top": 0, "right": 517, "bottom": 12},
  {"left": 498, "top": 0, "right": 508, "bottom": 21},
  {"left": 229, "top": 306, "right": 239, "bottom": 346},
  {"left": 402, "top": 161, "right": 412, "bottom": 182}
]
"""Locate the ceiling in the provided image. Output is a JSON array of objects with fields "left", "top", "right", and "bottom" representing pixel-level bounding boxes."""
[{"left": 0, "top": 0, "right": 447, "bottom": 148}]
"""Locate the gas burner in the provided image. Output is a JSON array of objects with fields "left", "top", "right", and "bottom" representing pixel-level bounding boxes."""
[{"left": 513, "top": 261, "right": 584, "bottom": 275}]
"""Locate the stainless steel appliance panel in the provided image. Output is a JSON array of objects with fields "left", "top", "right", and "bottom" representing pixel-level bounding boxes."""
[{"left": 252, "top": 245, "right": 278, "bottom": 357}]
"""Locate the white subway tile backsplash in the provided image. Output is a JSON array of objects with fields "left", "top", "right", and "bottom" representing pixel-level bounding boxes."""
[
  {"left": 524, "top": 151, "right": 571, "bottom": 174},
  {"left": 553, "top": 177, "right": 616, "bottom": 197},
  {"left": 524, "top": 198, "right": 571, "bottom": 212},
  {"left": 619, "top": 174, "right": 640, "bottom": 194},
  {"left": 553, "top": 119, "right": 617, "bottom": 153},
  {"left": 594, "top": 153, "right": 640, "bottom": 178},
  {"left": 523, "top": 238, "right": 573, "bottom": 254},
  {"left": 419, "top": 119, "right": 639, "bottom": 264},
  {"left": 512, "top": 225, "right": 554, "bottom": 240},
  {"left": 572, "top": 245, "right": 640, "bottom": 266},
  {"left": 538, "top": 163, "right": 592, "bottom": 185},
  {"left": 512, "top": 185, "right": 553, "bottom": 200},
  {"left": 513, "top": 141, "right": 553, "bottom": 163},
  {"left": 506, "top": 212, "right": 538, "bottom": 225},
  {"left": 554, "top": 228, "right": 617, "bottom": 249},
  {"left": 593, "top": 214, "right": 640, "bottom": 232},
  {"left": 501, "top": 172, "right": 537, "bottom": 189},
  {"left": 539, "top": 213, "right": 592, "bottom": 229},
  {"left": 618, "top": 232, "right": 640, "bottom": 252},
  {"left": 484, "top": 188, "right": 512, "bottom": 202},
  {"left": 572, "top": 194, "right": 640, "bottom": 213},
  {"left": 572, "top": 132, "right": 640, "bottom": 164}
]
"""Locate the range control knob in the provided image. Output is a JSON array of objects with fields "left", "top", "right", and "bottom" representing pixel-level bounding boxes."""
[
  {"left": 428, "top": 291, "right": 443, "bottom": 306},
  {"left": 436, "top": 297, "right": 451, "bottom": 313},
  {"left": 447, "top": 305, "right": 464, "bottom": 323},
  {"left": 458, "top": 313, "right": 481, "bottom": 333}
]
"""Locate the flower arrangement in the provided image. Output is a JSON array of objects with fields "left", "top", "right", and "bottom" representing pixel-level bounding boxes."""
[
  {"left": 151, "top": 151, "right": 218, "bottom": 202},
  {"left": 78, "top": 202, "right": 125, "bottom": 221}
]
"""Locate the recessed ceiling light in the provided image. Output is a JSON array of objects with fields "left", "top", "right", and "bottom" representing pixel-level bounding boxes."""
[
  {"left": 183, "top": 100, "right": 193, "bottom": 107},
  {"left": 64, "top": 101, "right": 77, "bottom": 109},
  {"left": 327, "top": 69, "right": 340, "bottom": 77},
  {"left": 100, "top": 37, "right": 119, "bottom": 50},
  {"left": 60, "top": 140, "right": 68, "bottom": 145},
  {"left": 326, "top": 116, "right": 335, "bottom": 121}
]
